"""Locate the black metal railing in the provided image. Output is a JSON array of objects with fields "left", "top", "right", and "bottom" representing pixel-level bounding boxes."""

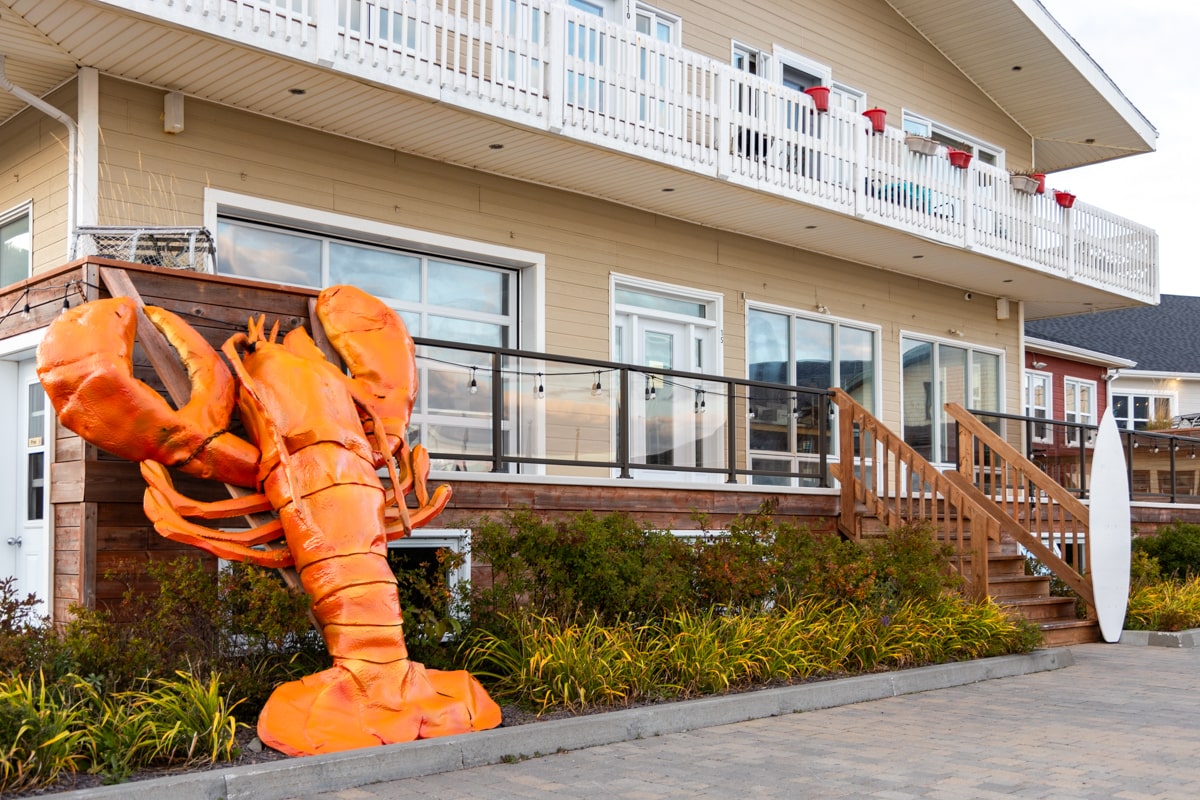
[
  {"left": 410, "top": 336, "right": 835, "bottom": 486},
  {"left": 967, "top": 408, "right": 1200, "bottom": 503}
]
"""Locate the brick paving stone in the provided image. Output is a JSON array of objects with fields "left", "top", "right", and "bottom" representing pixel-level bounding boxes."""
[{"left": 296, "top": 645, "right": 1200, "bottom": 800}]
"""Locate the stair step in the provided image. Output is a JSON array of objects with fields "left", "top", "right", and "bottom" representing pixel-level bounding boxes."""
[
  {"left": 1037, "top": 619, "right": 1101, "bottom": 647},
  {"left": 987, "top": 574, "right": 1051, "bottom": 599},
  {"left": 998, "top": 596, "right": 1078, "bottom": 621},
  {"left": 958, "top": 553, "right": 1026, "bottom": 577}
]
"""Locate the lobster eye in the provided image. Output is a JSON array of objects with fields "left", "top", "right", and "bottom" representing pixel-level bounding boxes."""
[{"left": 246, "top": 341, "right": 258, "bottom": 354}]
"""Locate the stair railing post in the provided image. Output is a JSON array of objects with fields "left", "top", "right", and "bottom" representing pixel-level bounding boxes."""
[{"left": 837, "top": 392, "right": 856, "bottom": 532}]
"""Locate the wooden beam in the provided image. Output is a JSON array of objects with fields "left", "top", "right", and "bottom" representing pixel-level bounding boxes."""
[{"left": 97, "top": 267, "right": 316, "bottom": 627}]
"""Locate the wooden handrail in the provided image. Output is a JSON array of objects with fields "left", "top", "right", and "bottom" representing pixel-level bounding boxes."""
[
  {"left": 946, "top": 402, "right": 1095, "bottom": 615},
  {"left": 832, "top": 389, "right": 998, "bottom": 599}
]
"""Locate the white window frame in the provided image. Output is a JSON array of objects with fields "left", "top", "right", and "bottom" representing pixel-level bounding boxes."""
[
  {"left": 388, "top": 528, "right": 471, "bottom": 622},
  {"left": 901, "top": 111, "right": 1004, "bottom": 168},
  {"left": 1111, "top": 391, "right": 1174, "bottom": 431},
  {"left": 900, "top": 332, "right": 1005, "bottom": 466},
  {"left": 732, "top": 40, "right": 767, "bottom": 76},
  {"left": 0, "top": 202, "right": 33, "bottom": 289},
  {"left": 635, "top": 3, "right": 680, "bottom": 44},
  {"left": 771, "top": 46, "right": 830, "bottom": 91},
  {"left": 747, "top": 301, "right": 882, "bottom": 486},
  {"left": 1024, "top": 369, "right": 1052, "bottom": 445},
  {"left": 1063, "top": 377, "right": 1098, "bottom": 446}
]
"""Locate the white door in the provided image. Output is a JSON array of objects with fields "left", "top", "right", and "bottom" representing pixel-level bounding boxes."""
[
  {"left": 614, "top": 284, "right": 721, "bottom": 481},
  {"left": 0, "top": 358, "right": 51, "bottom": 615}
]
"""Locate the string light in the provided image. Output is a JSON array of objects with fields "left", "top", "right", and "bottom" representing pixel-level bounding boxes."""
[
  {"left": 20, "top": 297, "right": 31, "bottom": 320},
  {"left": 468, "top": 367, "right": 478, "bottom": 395},
  {"left": 536, "top": 372, "right": 545, "bottom": 399},
  {"left": 645, "top": 376, "right": 656, "bottom": 401},
  {"left": 591, "top": 371, "right": 603, "bottom": 396},
  {"left": 694, "top": 387, "right": 706, "bottom": 414}
]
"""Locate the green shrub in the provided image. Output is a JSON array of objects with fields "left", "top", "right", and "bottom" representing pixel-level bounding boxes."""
[
  {"left": 1126, "top": 577, "right": 1200, "bottom": 631},
  {"left": 0, "top": 578, "right": 66, "bottom": 679},
  {"left": 1133, "top": 522, "right": 1200, "bottom": 579},
  {"left": 468, "top": 509, "right": 695, "bottom": 630},
  {"left": 58, "top": 558, "right": 325, "bottom": 716}
]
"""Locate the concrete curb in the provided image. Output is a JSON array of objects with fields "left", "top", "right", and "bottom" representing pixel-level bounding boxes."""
[
  {"left": 52, "top": 649, "right": 1073, "bottom": 800},
  {"left": 1120, "top": 628, "right": 1200, "bottom": 648}
]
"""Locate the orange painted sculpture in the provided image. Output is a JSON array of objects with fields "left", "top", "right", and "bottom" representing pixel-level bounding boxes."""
[{"left": 36, "top": 285, "right": 501, "bottom": 756}]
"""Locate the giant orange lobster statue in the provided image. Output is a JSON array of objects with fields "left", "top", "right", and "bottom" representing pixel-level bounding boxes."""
[{"left": 36, "top": 285, "right": 501, "bottom": 756}]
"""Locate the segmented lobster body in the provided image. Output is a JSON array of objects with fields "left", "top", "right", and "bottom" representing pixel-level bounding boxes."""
[{"left": 36, "top": 285, "right": 500, "bottom": 757}]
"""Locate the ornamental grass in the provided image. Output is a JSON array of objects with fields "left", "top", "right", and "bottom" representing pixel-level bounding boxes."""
[{"left": 463, "top": 596, "right": 1040, "bottom": 714}]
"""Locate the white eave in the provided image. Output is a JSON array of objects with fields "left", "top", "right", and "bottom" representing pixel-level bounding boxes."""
[
  {"left": 1025, "top": 336, "right": 1138, "bottom": 370},
  {"left": 885, "top": 0, "right": 1158, "bottom": 173}
]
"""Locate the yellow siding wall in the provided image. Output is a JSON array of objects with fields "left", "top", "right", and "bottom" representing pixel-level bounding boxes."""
[
  {"left": 90, "top": 76, "right": 1021, "bottom": 431},
  {"left": 672, "top": 0, "right": 1033, "bottom": 169},
  {"left": 0, "top": 83, "right": 75, "bottom": 274}
]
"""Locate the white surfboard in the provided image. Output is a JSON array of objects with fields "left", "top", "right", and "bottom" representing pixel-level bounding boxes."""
[{"left": 1088, "top": 409, "right": 1132, "bottom": 643}]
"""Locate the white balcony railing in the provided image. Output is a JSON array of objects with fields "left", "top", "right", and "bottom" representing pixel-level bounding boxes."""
[{"left": 113, "top": 0, "right": 1158, "bottom": 302}]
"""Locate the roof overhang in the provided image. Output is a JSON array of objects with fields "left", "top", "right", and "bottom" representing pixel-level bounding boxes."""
[
  {"left": 1025, "top": 336, "right": 1138, "bottom": 369},
  {"left": 885, "top": 0, "right": 1157, "bottom": 173}
]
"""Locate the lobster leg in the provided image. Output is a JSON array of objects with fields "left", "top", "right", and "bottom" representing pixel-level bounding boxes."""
[
  {"left": 143, "top": 485, "right": 292, "bottom": 567},
  {"left": 140, "top": 462, "right": 274, "bottom": 519}
]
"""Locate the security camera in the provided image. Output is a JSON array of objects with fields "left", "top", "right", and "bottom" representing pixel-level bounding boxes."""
[{"left": 963, "top": 292, "right": 973, "bottom": 301}]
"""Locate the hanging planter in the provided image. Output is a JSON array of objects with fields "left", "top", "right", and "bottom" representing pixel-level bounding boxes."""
[
  {"left": 1010, "top": 174, "right": 1040, "bottom": 194},
  {"left": 946, "top": 147, "right": 972, "bottom": 169},
  {"left": 1030, "top": 173, "right": 1046, "bottom": 194},
  {"left": 905, "top": 135, "right": 939, "bottom": 156},
  {"left": 862, "top": 107, "right": 887, "bottom": 133},
  {"left": 804, "top": 86, "right": 831, "bottom": 112},
  {"left": 1054, "top": 190, "right": 1077, "bottom": 208}
]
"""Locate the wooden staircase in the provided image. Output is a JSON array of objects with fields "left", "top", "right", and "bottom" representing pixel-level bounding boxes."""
[{"left": 832, "top": 391, "right": 1100, "bottom": 646}]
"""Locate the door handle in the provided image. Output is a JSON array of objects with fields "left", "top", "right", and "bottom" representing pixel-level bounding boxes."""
[{"left": 5, "top": 537, "right": 21, "bottom": 546}]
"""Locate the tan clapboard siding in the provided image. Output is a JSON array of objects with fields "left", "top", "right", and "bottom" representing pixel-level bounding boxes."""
[
  {"left": 671, "top": 0, "right": 1030, "bottom": 165},
  {"left": 0, "top": 92, "right": 72, "bottom": 274},
  {"left": 94, "top": 78, "right": 1021, "bottom": 433}
]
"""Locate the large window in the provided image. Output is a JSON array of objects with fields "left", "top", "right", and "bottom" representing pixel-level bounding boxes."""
[
  {"left": 215, "top": 212, "right": 525, "bottom": 473},
  {"left": 902, "top": 336, "right": 1001, "bottom": 463},
  {"left": 0, "top": 207, "right": 31, "bottom": 288},
  {"left": 748, "top": 307, "right": 878, "bottom": 485},
  {"left": 1112, "top": 392, "right": 1172, "bottom": 431}
]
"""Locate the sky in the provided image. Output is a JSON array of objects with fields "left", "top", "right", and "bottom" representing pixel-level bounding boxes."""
[{"left": 1036, "top": 1, "right": 1200, "bottom": 297}]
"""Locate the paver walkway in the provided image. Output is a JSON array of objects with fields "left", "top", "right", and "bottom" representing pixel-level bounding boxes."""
[{"left": 303, "top": 644, "right": 1200, "bottom": 799}]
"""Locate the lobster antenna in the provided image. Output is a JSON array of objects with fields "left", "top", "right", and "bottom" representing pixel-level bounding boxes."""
[{"left": 268, "top": 320, "right": 280, "bottom": 343}]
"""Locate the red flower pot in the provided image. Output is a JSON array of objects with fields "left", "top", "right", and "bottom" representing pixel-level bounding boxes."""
[
  {"left": 804, "top": 86, "right": 830, "bottom": 112},
  {"left": 1031, "top": 173, "right": 1046, "bottom": 194},
  {"left": 946, "top": 148, "right": 972, "bottom": 169},
  {"left": 1054, "top": 191, "right": 1076, "bottom": 209},
  {"left": 862, "top": 107, "right": 887, "bottom": 133}
]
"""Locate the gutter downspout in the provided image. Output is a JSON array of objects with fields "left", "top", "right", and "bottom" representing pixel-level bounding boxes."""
[{"left": 0, "top": 54, "right": 78, "bottom": 258}]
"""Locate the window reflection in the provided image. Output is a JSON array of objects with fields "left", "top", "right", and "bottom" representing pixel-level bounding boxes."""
[
  {"left": 330, "top": 243, "right": 420, "bottom": 302},
  {"left": 217, "top": 221, "right": 321, "bottom": 286},
  {"left": 428, "top": 260, "right": 509, "bottom": 315}
]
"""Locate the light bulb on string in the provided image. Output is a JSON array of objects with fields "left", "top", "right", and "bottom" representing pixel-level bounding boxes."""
[
  {"left": 468, "top": 367, "right": 478, "bottom": 395},
  {"left": 591, "top": 371, "right": 603, "bottom": 396},
  {"left": 536, "top": 372, "right": 545, "bottom": 399}
]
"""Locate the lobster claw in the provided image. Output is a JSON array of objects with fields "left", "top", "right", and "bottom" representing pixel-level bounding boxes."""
[
  {"left": 315, "top": 285, "right": 418, "bottom": 462},
  {"left": 36, "top": 297, "right": 260, "bottom": 488}
]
